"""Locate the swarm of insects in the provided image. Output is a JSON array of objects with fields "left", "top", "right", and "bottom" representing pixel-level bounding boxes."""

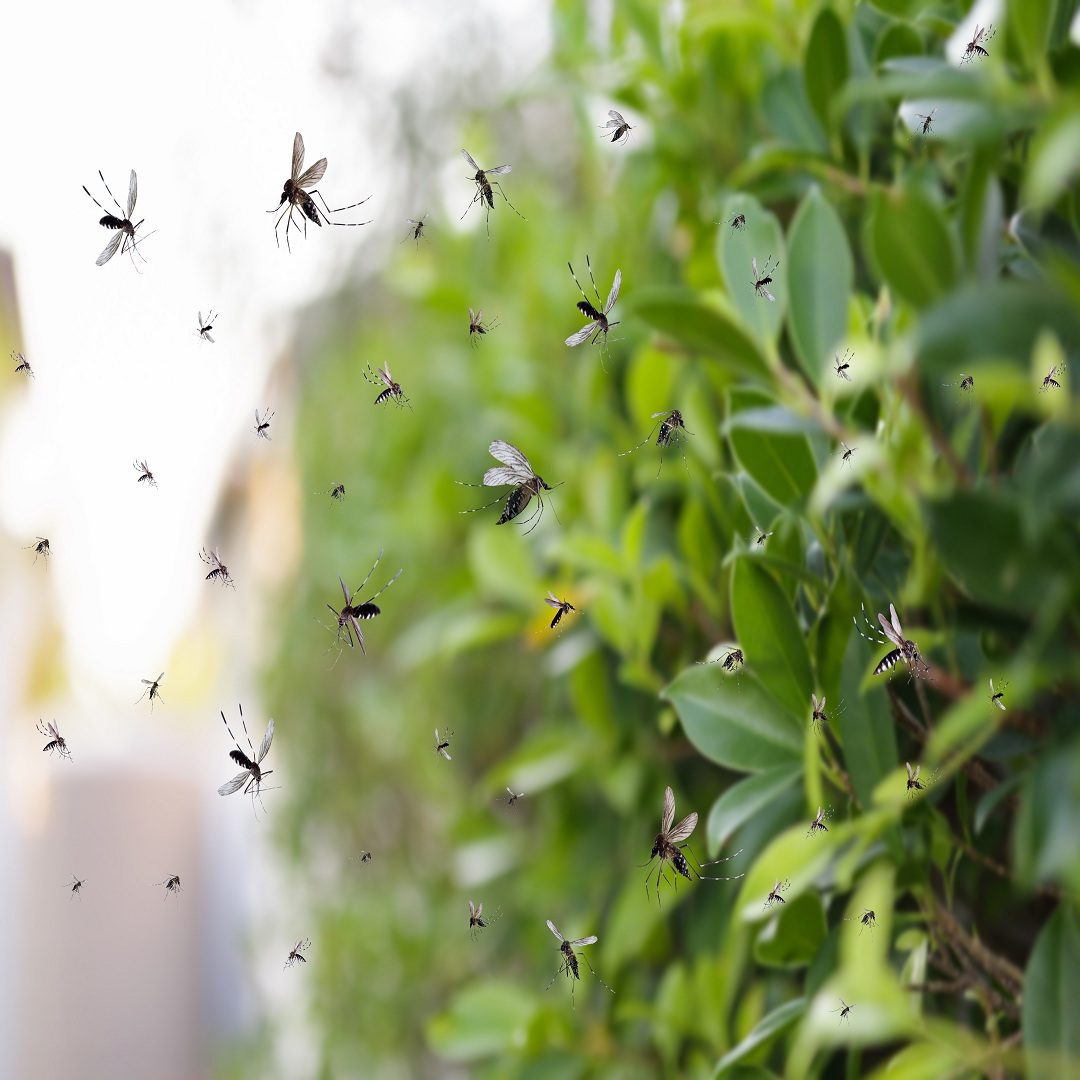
[
  {"left": 364, "top": 363, "right": 409, "bottom": 408},
  {"left": 728, "top": 213, "right": 747, "bottom": 230},
  {"left": 325, "top": 553, "right": 403, "bottom": 656},
  {"left": 197, "top": 311, "right": 217, "bottom": 343},
  {"left": 619, "top": 409, "right": 691, "bottom": 477},
  {"left": 989, "top": 678, "right": 1007, "bottom": 711},
  {"left": 905, "top": 762, "right": 926, "bottom": 796},
  {"left": 834, "top": 350, "right": 853, "bottom": 381},
  {"left": 565, "top": 257, "right": 621, "bottom": 349},
  {"left": 846, "top": 909, "right": 877, "bottom": 932},
  {"left": 83, "top": 169, "right": 149, "bottom": 268},
  {"left": 961, "top": 23, "right": 995, "bottom": 64},
  {"left": 1040, "top": 362, "right": 1065, "bottom": 391},
  {"left": 642, "top": 786, "right": 743, "bottom": 905},
  {"left": 544, "top": 593, "right": 577, "bottom": 629},
  {"left": 764, "top": 879, "right": 790, "bottom": 908},
  {"left": 155, "top": 875, "right": 182, "bottom": 900},
  {"left": 915, "top": 108, "right": 937, "bottom": 135},
  {"left": 254, "top": 408, "right": 275, "bottom": 440},
  {"left": 136, "top": 672, "right": 165, "bottom": 708},
  {"left": 807, "top": 806, "right": 831, "bottom": 837},
  {"left": 460, "top": 148, "right": 524, "bottom": 237},
  {"left": 459, "top": 440, "right": 558, "bottom": 533},
  {"left": 268, "top": 132, "right": 371, "bottom": 252},
  {"left": 200, "top": 547, "right": 234, "bottom": 588},
  {"left": 854, "top": 603, "right": 926, "bottom": 678},
  {"left": 751, "top": 256, "right": 779, "bottom": 301},
  {"left": 434, "top": 728, "right": 453, "bottom": 761},
  {"left": 12, "top": 351, "right": 33, "bottom": 378},
  {"left": 503, "top": 786, "right": 524, "bottom": 806},
  {"left": 284, "top": 938, "right": 310, "bottom": 970},
  {"left": 38, "top": 719, "right": 71, "bottom": 759},
  {"left": 217, "top": 705, "right": 275, "bottom": 807},
  {"left": 28, "top": 537, "right": 50, "bottom": 565},
  {"left": 599, "top": 109, "right": 632, "bottom": 143},
  {"left": 67, "top": 875, "right": 86, "bottom": 897},
  {"left": 467, "top": 307, "right": 499, "bottom": 345},
  {"left": 546, "top": 920, "right": 612, "bottom": 1005},
  {"left": 404, "top": 215, "right": 427, "bottom": 245},
  {"left": 835, "top": 999, "right": 854, "bottom": 1023},
  {"left": 134, "top": 460, "right": 156, "bottom": 488}
]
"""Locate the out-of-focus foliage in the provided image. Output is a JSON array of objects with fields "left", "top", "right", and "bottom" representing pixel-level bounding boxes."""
[{"left": 258, "top": 0, "right": 1080, "bottom": 1076}]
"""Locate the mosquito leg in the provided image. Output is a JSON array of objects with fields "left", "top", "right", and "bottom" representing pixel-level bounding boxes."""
[
  {"left": 309, "top": 188, "right": 372, "bottom": 222},
  {"left": 489, "top": 181, "right": 525, "bottom": 220},
  {"left": 585, "top": 254, "right": 602, "bottom": 307},
  {"left": 98, "top": 170, "right": 126, "bottom": 217}
]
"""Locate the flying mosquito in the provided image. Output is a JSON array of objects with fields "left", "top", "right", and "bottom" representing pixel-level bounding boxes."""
[
  {"left": 364, "top": 362, "right": 409, "bottom": 408},
  {"left": 268, "top": 132, "right": 371, "bottom": 252},
  {"left": 545, "top": 593, "right": 577, "bottom": 629},
  {"left": 764, "top": 879, "right": 790, "bottom": 908},
  {"left": 905, "top": 762, "right": 925, "bottom": 795},
  {"left": 200, "top": 547, "right": 234, "bottom": 588},
  {"left": 467, "top": 900, "right": 495, "bottom": 939},
  {"left": 599, "top": 109, "right": 632, "bottom": 143},
  {"left": 619, "top": 409, "right": 691, "bottom": 477},
  {"left": 217, "top": 705, "right": 275, "bottom": 806},
  {"left": 459, "top": 440, "right": 558, "bottom": 533},
  {"left": 854, "top": 603, "right": 926, "bottom": 677},
  {"left": 565, "top": 256, "right": 621, "bottom": 349},
  {"left": 546, "top": 920, "right": 612, "bottom": 1004},
  {"left": 961, "top": 23, "right": 995, "bottom": 63},
  {"left": 751, "top": 256, "right": 779, "bottom": 301},
  {"left": 137, "top": 672, "right": 165, "bottom": 708},
  {"left": 807, "top": 806, "right": 831, "bottom": 837},
  {"left": 38, "top": 719, "right": 71, "bottom": 759},
  {"left": 834, "top": 350, "right": 853, "bottom": 380},
  {"left": 835, "top": 999, "right": 854, "bottom": 1023},
  {"left": 915, "top": 108, "right": 937, "bottom": 135},
  {"left": 404, "top": 215, "right": 428, "bottom": 245},
  {"left": 319, "top": 482, "right": 346, "bottom": 503},
  {"left": 642, "top": 786, "right": 743, "bottom": 905},
  {"left": 468, "top": 307, "right": 499, "bottom": 345},
  {"left": 839, "top": 441, "right": 857, "bottom": 467},
  {"left": 503, "top": 786, "right": 524, "bottom": 806},
  {"left": 358, "top": 850, "right": 373, "bottom": 864},
  {"left": 12, "top": 351, "right": 33, "bottom": 378},
  {"left": 698, "top": 646, "right": 745, "bottom": 674},
  {"left": 154, "top": 875, "right": 182, "bottom": 900},
  {"left": 67, "top": 875, "right": 86, "bottom": 898},
  {"left": 728, "top": 213, "right": 746, "bottom": 230},
  {"left": 434, "top": 728, "right": 453, "bottom": 761},
  {"left": 197, "top": 310, "right": 217, "bottom": 343},
  {"left": 753, "top": 526, "right": 773, "bottom": 548},
  {"left": 846, "top": 909, "right": 877, "bottom": 932},
  {"left": 943, "top": 373, "right": 975, "bottom": 392},
  {"left": 989, "top": 678, "right": 1007, "bottom": 711},
  {"left": 134, "top": 460, "right": 156, "bottom": 488},
  {"left": 460, "top": 148, "right": 524, "bottom": 236},
  {"left": 1040, "top": 362, "right": 1065, "bottom": 391},
  {"left": 810, "top": 694, "right": 830, "bottom": 730},
  {"left": 325, "top": 553, "right": 404, "bottom": 655},
  {"left": 284, "top": 938, "right": 310, "bottom": 970},
  {"left": 28, "top": 537, "right": 50, "bottom": 565},
  {"left": 82, "top": 169, "right": 149, "bottom": 268},
  {"left": 254, "top": 408, "right": 274, "bottom": 440}
]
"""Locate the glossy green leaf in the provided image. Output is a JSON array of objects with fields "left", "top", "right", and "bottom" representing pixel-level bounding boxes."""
[
  {"left": 714, "top": 998, "right": 806, "bottom": 1074},
  {"left": 804, "top": 8, "right": 848, "bottom": 132},
  {"left": 873, "top": 23, "right": 922, "bottom": 65},
  {"left": 838, "top": 631, "right": 898, "bottom": 807},
  {"left": 762, "top": 69, "right": 827, "bottom": 153},
  {"left": 754, "top": 892, "right": 827, "bottom": 967},
  {"left": 707, "top": 765, "right": 804, "bottom": 852},
  {"left": 426, "top": 979, "right": 537, "bottom": 1062},
  {"left": 1024, "top": 103, "right": 1080, "bottom": 210},
  {"left": 1023, "top": 905, "right": 1080, "bottom": 1080},
  {"left": 717, "top": 195, "right": 787, "bottom": 347}
]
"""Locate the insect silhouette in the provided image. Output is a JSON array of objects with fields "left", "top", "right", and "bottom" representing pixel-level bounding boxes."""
[
  {"left": 545, "top": 593, "right": 577, "bottom": 629},
  {"left": 961, "top": 23, "right": 995, "bottom": 63},
  {"left": 620, "top": 409, "right": 691, "bottom": 477},
  {"left": 764, "top": 879, "right": 790, "bottom": 908},
  {"left": 905, "top": 762, "right": 925, "bottom": 795},
  {"left": 728, "top": 213, "right": 746, "bottom": 230},
  {"left": 753, "top": 526, "right": 773, "bottom": 548},
  {"left": 325, "top": 553, "right": 404, "bottom": 655},
  {"left": 847, "top": 909, "right": 877, "bottom": 932},
  {"left": 835, "top": 999, "right": 854, "bottom": 1024},
  {"left": 943, "top": 373, "right": 975, "bottom": 393},
  {"left": 699, "top": 646, "right": 745, "bottom": 675},
  {"left": 136, "top": 672, "right": 165, "bottom": 708},
  {"left": 200, "top": 547, "right": 234, "bottom": 588},
  {"left": 565, "top": 256, "right": 621, "bottom": 349},
  {"left": 807, "top": 806, "right": 831, "bottom": 837},
  {"left": 546, "top": 920, "right": 612, "bottom": 1005},
  {"left": 83, "top": 169, "right": 149, "bottom": 268},
  {"left": 810, "top": 694, "right": 830, "bottom": 730},
  {"left": 599, "top": 109, "right": 632, "bottom": 143},
  {"left": 854, "top": 603, "right": 926, "bottom": 677},
  {"left": 197, "top": 310, "right": 217, "bottom": 343},
  {"left": 468, "top": 307, "right": 499, "bottom": 345},
  {"left": 641, "top": 786, "right": 743, "bottom": 905},
  {"left": 364, "top": 362, "right": 409, "bottom": 408},
  {"left": 38, "top": 719, "right": 71, "bottom": 759},
  {"left": 320, "top": 482, "right": 346, "bottom": 503},
  {"left": 751, "top": 256, "right": 779, "bottom": 301},
  {"left": 67, "top": 875, "right": 86, "bottom": 898},
  {"left": 459, "top": 440, "right": 559, "bottom": 533},
  {"left": 467, "top": 900, "right": 495, "bottom": 939},
  {"left": 839, "top": 441, "right": 857, "bottom": 468},
  {"left": 834, "top": 350, "right": 853, "bottom": 381},
  {"left": 133, "top": 460, "right": 156, "bottom": 488},
  {"left": 1040, "top": 362, "right": 1065, "bottom": 391},
  {"left": 404, "top": 215, "right": 427, "bottom": 245},
  {"left": 154, "top": 875, "right": 182, "bottom": 900},
  {"left": 358, "top": 850, "right": 373, "bottom": 864},
  {"left": 460, "top": 148, "right": 524, "bottom": 236},
  {"left": 284, "top": 938, "right": 310, "bottom": 970},
  {"left": 989, "top": 678, "right": 1007, "bottom": 711},
  {"left": 915, "top": 108, "right": 937, "bottom": 135},
  {"left": 217, "top": 705, "right": 275, "bottom": 806},
  {"left": 12, "top": 351, "right": 33, "bottom": 378},
  {"left": 503, "top": 786, "right": 524, "bottom": 806},
  {"left": 254, "top": 408, "right": 274, "bottom": 440},
  {"left": 28, "top": 537, "right": 50, "bottom": 565},
  {"left": 434, "top": 728, "right": 453, "bottom": 761}
]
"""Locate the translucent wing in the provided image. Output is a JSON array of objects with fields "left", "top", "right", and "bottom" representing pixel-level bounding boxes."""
[
  {"left": 989, "top": 678, "right": 995, "bottom": 694},
  {"left": 905, "top": 761, "right": 915, "bottom": 781},
  {"left": 752, "top": 257, "right": 760, "bottom": 277},
  {"left": 482, "top": 466, "right": 526, "bottom": 487},
  {"left": 604, "top": 269, "right": 622, "bottom": 313},
  {"left": 569, "top": 935, "right": 597, "bottom": 948},
  {"left": 889, "top": 603, "right": 904, "bottom": 640},
  {"left": 377, "top": 363, "right": 394, "bottom": 387},
  {"left": 127, "top": 170, "right": 137, "bottom": 217},
  {"left": 291, "top": 132, "right": 305, "bottom": 182},
  {"left": 760, "top": 285, "right": 775, "bottom": 302},
  {"left": 257, "top": 718, "right": 274, "bottom": 763},
  {"left": 198, "top": 312, "right": 204, "bottom": 328},
  {"left": 485, "top": 165, "right": 512, "bottom": 176},
  {"left": 203, "top": 332, "right": 214, "bottom": 344},
  {"left": 156, "top": 673, "right": 165, "bottom": 683},
  {"left": 878, "top": 610, "right": 902, "bottom": 646},
  {"left": 461, "top": 148, "right": 480, "bottom": 172},
  {"left": 811, "top": 693, "right": 820, "bottom": 711},
  {"left": 218, "top": 771, "right": 249, "bottom": 796},
  {"left": 468, "top": 900, "right": 477, "bottom": 918},
  {"left": 661, "top": 786, "right": 675, "bottom": 834},
  {"left": 546, "top": 920, "right": 565, "bottom": 943},
  {"left": 545, "top": 593, "right": 563, "bottom": 608},
  {"left": 476, "top": 903, "right": 483, "bottom": 917},
  {"left": 96, "top": 231, "right": 123, "bottom": 266},
  {"left": 600, "top": 118, "right": 622, "bottom": 130},
  {"left": 298, "top": 157, "right": 327, "bottom": 189},
  {"left": 488, "top": 440, "right": 533, "bottom": 473},
  {"left": 668, "top": 812, "right": 698, "bottom": 845},
  {"left": 608, "top": 110, "right": 625, "bottom": 122},
  {"left": 565, "top": 323, "right": 595, "bottom": 347}
]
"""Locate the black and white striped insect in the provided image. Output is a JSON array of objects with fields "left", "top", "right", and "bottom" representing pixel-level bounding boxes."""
[
  {"left": 807, "top": 806, "right": 831, "bottom": 837},
  {"left": 200, "top": 547, "right": 234, "bottom": 588},
  {"left": 217, "top": 705, "right": 274, "bottom": 804},
  {"left": 325, "top": 554, "right": 403, "bottom": 655},
  {"left": 619, "top": 409, "right": 691, "bottom": 477},
  {"left": 322, "top": 483, "right": 346, "bottom": 503},
  {"left": 599, "top": 109, "right": 632, "bottom": 143},
  {"left": 137, "top": 672, "right": 165, "bottom": 708},
  {"left": 546, "top": 920, "right": 612, "bottom": 1004},
  {"left": 565, "top": 257, "right": 621, "bottom": 348},
  {"left": 459, "top": 440, "right": 558, "bottom": 533},
  {"left": 364, "top": 363, "right": 409, "bottom": 408},
  {"left": 943, "top": 373, "right": 975, "bottom": 393},
  {"left": 838, "top": 441, "right": 857, "bottom": 468},
  {"left": 915, "top": 108, "right": 937, "bottom": 135},
  {"left": 834, "top": 350, "right": 853, "bottom": 381},
  {"left": 83, "top": 169, "right": 149, "bottom": 268},
  {"left": 404, "top": 215, "right": 427, "bottom": 245},
  {"left": 268, "top": 132, "right": 371, "bottom": 252},
  {"left": 728, "top": 213, "right": 746, "bottom": 231},
  {"left": 751, "top": 256, "right": 779, "bottom": 301},
  {"left": 134, "top": 460, "right": 156, "bottom": 488},
  {"left": 154, "top": 875, "right": 182, "bottom": 900},
  {"left": 468, "top": 900, "right": 497, "bottom": 939},
  {"left": 834, "top": 999, "right": 854, "bottom": 1023},
  {"left": 961, "top": 23, "right": 995, "bottom": 64},
  {"left": 434, "top": 727, "right": 453, "bottom": 761},
  {"left": 12, "top": 351, "right": 33, "bottom": 378},
  {"left": 1040, "top": 362, "right": 1065, "bottom": 391},
  {"left": 197, "top": 311, "right": 217, "bottom": 343},
  {"left": 460, "top": 148, "right": 524, "bottom": 236},
  {"left": 989, "top": 678, "right": 1007, "bottom": 711},
  {"left": 468, "top": 307, "right": 499, "bottom": 345},
  {"left": 764, "top": 879, "right": 790, "bottom": 908},
  {"left": 28, "top": 537, "right": 50, "bottom": 565},
  {"left": 67, "top": 875, "right": 86, "bottom": 898},
  {"left": 358, "top": 850, "right": 373, "bottom": 864},
  {"left": 545, "top": 593, "right": 576, "bottom": 629},
  {"left": 810, "top": 694, "right": 830, "bottom": 730},
  {"left": 284, "top": 938, "right": 310, "bottom": 970},
  {"left": 503, "top": 786, "right": 523, "bottom": 806},
  {"left": 699, "top": 646, "right": 745, "bottom": 675},
  {"left": 254, "top": 408, "right": 274, "bottom": 440},
  {"left": 642, "top": 786, "right": 743, "bottom": 905},
  {"left": 905, "top": 762, "right": 925, "bottom": 796},
  {"left": 753, "top": 525, "right": 773, "bottom": 548},
  {"left": 854, "top": 603, "right": 925, "bottom": 677},
  {"left": 38, "top": 719, "right": 71, "bottom": 759},
  {"left": 846, "top": 909, "right": 877, "bottom": 932}
]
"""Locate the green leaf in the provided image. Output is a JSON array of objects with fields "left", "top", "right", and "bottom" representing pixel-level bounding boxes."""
[
  {"left": 762, "top": 69, "right": 827, "bottom": 153},
  {"left": 1024, "top": 103, "right": 1080, "bottom": 210},
  {"left": 426, "top": 979, "right": 537, "bottom": 1062},
  {"left": 1023, "top": 905, "right": 1080, "bottom": 1080},
  {"left": 754, "top": 892, "right": 827, "bottom": 967},
  {"left": 804, "top": 8, "right": 848, "bottom": 132},
  {"left": 786, "top": 187, "right": 853, "bottom": 383},
  {"left": 873, "top": 23, "right": 923, "bottom": 65},
  {"left": 714, "top": 998, "right": 806, "bottom": 1074},
  {"left": 706, "top": 765, "right": 804, "bottom": 852},
  {"left": 731, "top": 558, "right": 812, "bottom": 718},
  {"left": 1009, "top": 0, "right": 1057, "bottom": 76},
  {"left": 717, "top": 195, "right": 787, "bottom": 347},
  {"left": 663, "top": 663, "right": 803, "bottom": 773}
]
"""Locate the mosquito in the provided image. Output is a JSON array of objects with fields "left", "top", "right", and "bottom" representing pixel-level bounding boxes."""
[
  {"left": 404, "top": 215, "right": 427, "bottom": 245},
  {"left": 12, "top": 350, "right": 33, "bottom": 378},
  {"left": 136, "top": 672, "right": 165, "bottom": 708},
  {"left": 503, "top": 786, "right": 524, "bottom": 806},
  {"left": 364, "top": 362, "right": 409, "bottom": 408},
  {"left": 325, "top": 553, "right": 403, "bottom": 655},
  {"left": 200, "top": 547, "right": 234, "bottom": 588},
  {"left": 545, "top": 593, "right": 577, "bottom": 629},
  {"left": 268, "top": 132, "right": 371, "bottom": 252},
  {"left": 434, "top": 727, "right": 453, "bottom": 761},
  {"left": 546, "top": 920, "right": 612, "bottom": 1004},
  {"left": 358, "top": 850, "right": 373, "bottom": 864},
  {"left": 807, "top": 806, "right": 831, "bottom": 837},
  {"left": 1040, "top": 362, "right": 1065, "bottom": 391},
  {"left": 989, "top": 678, "right": 1007, "bottom": 711},
  {"left": 915, "top": 108, "right": 937, "bottom": 135},
  {"left": 254, "top": 408, "right": 274, "bottom": 440},
  {"left": 943, "top": 373, "right": 975, "bottom": 392},
  {"left": 728, "top": 213, "right": 746, "bottom": 230},
  {"left": 810, "top": 694, "right": 829, "bottom": 730},
  {"left": 459, "top": 440, "right": 559, "bottom": 533},
  {"left": 854, "top": 603, "right": 926, "bottom": 677},
  {"left": 751, "top": 256, "right": 779, "bottom": 301},
  {"left": 599, "top": 109, "right": 632, "bottom": 143},
  {"left": 698, "top": 647, "right": 745, "bottom": 674},
  {"left": 284, "top": 938, "right": 310, "bottom": 970},
  {"left": 468, "top": 900, "right": 494, "bottom": 939},
  {"left": 154, "top": 875, "right": 182, "bottom": 900},
  {"left": 38, "top": 719, "right": 71, "bottom": 759},
  {"left": 83, "top": 169, "right": 149, "bottom": 269},
  {"left": 468, "top": 307, "right": 499, "bottom": 345},
  {"left": 846, "top": 909, "right": 877, "bottom": 932},
  {"left": 217, "top": 705, "right": 275, "bottom": 806},
  {"left": 28, "top": 537, "right": 50, "bottom": 565},
  {"left": 905, "top": 762, "right": 925, "bottom": 796},
  {"left": 197, "top": 310, "right": 217, "bottom": 343},
  {"left": 839, "top": 441, "right": 857, "bottom": 468},
  {"left": 834, "top": 350, "right": 853, "bottom": 381},
  {"left": 460, "top": 148, "right": 524, "bottom": 236},
  {"left": 565, "top": 256, "right": 621, "bottom": 349},
  {"left": 961, "top": 23, "right": 995, "bottom": 64},
  {"left": 764, "top": 879, "right": 790, "bottom": 908},
  {"left": 619, "top": 409, "right": 691, "bottom": 477},
  {"left": 319, "top": 482, "right": 346, "bottom": 503},
  {"left": 753, "top": 526, "right": 773, "bottom": 548},
  {"left": 641, "top": 786, "right": 743, "bottom": 905},
  {"left": 134, "top": 460, "right": 156, "bottom": 488},
  {"left": 67, "top": 875, "right": 86, "bottom": 898},
  {"left": 835, "top": 999, "right": 854, "bottom": 1024}
]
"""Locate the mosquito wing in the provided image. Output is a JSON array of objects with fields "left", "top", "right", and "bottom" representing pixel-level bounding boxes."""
[
  {"left": 608, "top": 109, "right": 625, "bottom": 123},
  {"left": 218, "top": 771, "right": 250, "bottom": 796},
  {"left": 889, "top": 603, "right": 904, "bottom": 641},
  {"left": 485, "top": 165, "right": 512, "bottom": 176},
  {"left": 127, "top": 170, "right": 137, "bottom": 217},
  {"left": 545, "top": 593, "right": 564, "bottom": 608},
  {"left": 482, "top": 466, "right": 525, "bottom": 487},
  {"left": 660, "top": 785, "right": 676, "bottom": 834},
  {"left": 291, "top": 132, "right": 306, "bottom": 182},
  {"left": 760, "top": 285, "right": 776, "bottom": 302},
  {"left": 811, "top": 693, "right": 821, "bottom": 712},
  {"left": 565, "top": 323, "right": 596, "bottom": 346},
  {"left": 905, "top": 761, "right": 916, "bottom": 781},
  {"left": 604, "top": 269, "right": 622, "bottom": 313},
  {"left": 256, "top": 718, "right": 275, "bottom": 764},
  {"left": 468, "top": 899, "right": 477, "bottom": 918},
  {"left": 203, "top": 332, "right": 214, "bottom": 343},
  {"left": 668, "top": 812, "right": 698, "bottom": 845},
  {"left": 568, "top": 935, "right": 597, "bottom": 948},
  {"left": 488, "top": 440, "right": 533, "bottom": 475},
  {"left": 878, "top": 609, "right": 903, "bottom": 646},
  {"left": 461, "top": 148, "right": 481, "bottom": 172},
  {"left": 752, "top": 257, "right": 760, "bottom": 278},
  {"left": 546, "top": 919, "right": 564, "bottom": 943},
  {"left": 377, "top": 363, "right": 394, "bottom": 387},
  {"left": 96, "top": 231, "right": 124, "bottom": 266},
  {"left": 298, "top": 157, "right": 327, "bottom": 190}
]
